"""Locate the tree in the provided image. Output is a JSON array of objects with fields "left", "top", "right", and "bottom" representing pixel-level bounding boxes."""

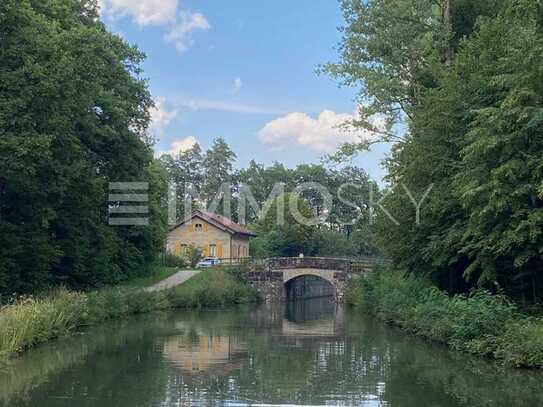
[
  {"left": 256, "top": 193, "right": 315, "bottom": 257},
  {"left": 238, "top": 161, "right": 292, "bottom": 223},
  {"left": 160, "top": 143, "right": 204, "bottom": 221},
  {"left": 329, "top": 0, "right": 543, "bottom": 301},
  {"left": 322, "top": 0, "right": 507, "bottom": 160},
  {"left": 202, "top": 138, "right": 237, "bottom": 217},
  {"left": 0, "top": 0, "right": 166, "bottom": 294},
  {"left": 186, "top": 244, "right": 202, "bottom": 268},
  {"left": 451, "top": 0, "right": 543, "bottom": 300}
]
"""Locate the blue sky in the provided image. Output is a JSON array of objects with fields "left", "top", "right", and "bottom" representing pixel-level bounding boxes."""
[{"left": 99, "top": 0, "right": 390, "bottom": 181}]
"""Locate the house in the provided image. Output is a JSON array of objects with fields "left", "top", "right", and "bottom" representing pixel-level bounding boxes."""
[{"left": 167, "top": 210, "right": 257, "bottom": 260}]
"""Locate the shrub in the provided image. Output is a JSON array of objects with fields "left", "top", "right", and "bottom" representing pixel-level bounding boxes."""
[
  {"left": 159, "top": 252, "right": 188, "bottom": 268},
  {"left": 349, "top": 269, "right": 543, "bottom": 367},
  {"left": 187, "top": 245, "right": 202, "bottom": 267}
]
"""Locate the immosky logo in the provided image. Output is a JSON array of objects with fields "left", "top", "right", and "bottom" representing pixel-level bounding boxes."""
[{"left": 108, "top": 181, "right": 432, "bottom": 227}]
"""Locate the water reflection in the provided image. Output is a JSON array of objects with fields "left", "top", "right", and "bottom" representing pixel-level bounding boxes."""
[
  {"left": 1, "top": 299, "right": 543, "bottom": 406},
  {"left": 163, "top": 323, "right": 247, "bottom": 376},
  {"left": 283, "top": 298, "right": 342, "bottom": 337}
]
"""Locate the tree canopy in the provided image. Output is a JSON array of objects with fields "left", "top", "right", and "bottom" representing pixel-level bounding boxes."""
[
  {"left": 0, "top": 0, "right": 167, "bottom": 295},
  {"left": 328, "top": 0, "right": 543, "bottom": 302}
]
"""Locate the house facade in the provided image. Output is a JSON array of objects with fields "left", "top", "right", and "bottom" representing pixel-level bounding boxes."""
[{"left": 167, "top": 210, "right": 257, "bottom": 260}]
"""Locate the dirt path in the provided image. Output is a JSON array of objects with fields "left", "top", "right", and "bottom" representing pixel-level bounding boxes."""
[{"left": 144, "top": 269, "right": 201, "bottom": 292}]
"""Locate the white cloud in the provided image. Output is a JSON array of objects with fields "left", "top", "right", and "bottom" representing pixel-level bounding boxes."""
[
  {"left": 233, "top": 78, "right": 242, "bottom": 94},
  {"left": 176, "top": 98, "right": 280, "bottom": 115},
  {"left": 98, "top": 1, "right": 210, "bottom": 53},
  {"left": 98, "top": 0, "right": 178, "bottom": 26},
  {"left": 258, "top": 110, "right": 383, "bottom": 153},
  {"left": 165, "top": 11, "right": 210, "bottom": 53},
  {"left": 149, "top": 97, "right": 177, "bottom": 135},
  {"left": 157, "top": 136, "right": 198, "bottom": 157}
]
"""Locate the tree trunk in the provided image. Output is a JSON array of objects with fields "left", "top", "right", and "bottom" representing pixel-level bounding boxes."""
[{"left": 443, "top": 0, "right": 453, "bottom": 66}]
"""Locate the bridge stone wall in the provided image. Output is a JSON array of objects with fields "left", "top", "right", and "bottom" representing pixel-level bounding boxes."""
[{"left": 246, "top": 257, "right": 385, "bottom": 302}]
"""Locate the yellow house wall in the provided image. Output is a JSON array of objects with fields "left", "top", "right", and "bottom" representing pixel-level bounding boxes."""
[
  {"left": 231, "top": 234, "right": 250, "bottom": 259},
  {"left": 167, "top": 218, "right": 232, "bottom": 259}
]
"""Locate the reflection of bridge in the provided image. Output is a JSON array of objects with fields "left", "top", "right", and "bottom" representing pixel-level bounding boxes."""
[{"left": 246, "top": 257, "right": 387, "bottom": 302}]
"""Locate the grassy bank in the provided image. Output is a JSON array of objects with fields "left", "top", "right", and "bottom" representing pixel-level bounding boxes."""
[
  {"left": 346, "top": 270, "right": 543, "bottom": 368},
  {"left": 120, "top": 266, "right": 179, "bottom": 289},
  {"left": 0, "top": 269, "right": 258, "bottom": 361}
]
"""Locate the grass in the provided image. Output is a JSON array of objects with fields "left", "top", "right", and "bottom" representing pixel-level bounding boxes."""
[
  {"left": 0, "top": 269, "right": 258, "bottom": 362},
  {"left": 121, "top": 266, "right": 180, "bottom": 289},
  {"left": 346, "top": 269, "right": 543, "bottom": 368},
  {"left": 167, "top": 268, "right": 258, "bottom": 308}
]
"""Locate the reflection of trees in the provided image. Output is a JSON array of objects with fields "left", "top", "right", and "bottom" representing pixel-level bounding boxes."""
[
  {"left": 343, "top": 311, "right": 543, "bottom": 407},
  {"left": 0, "top": 314, "right": 178, "bottom": 407},
  {"left": 3, "top": 304, "right": 543, "bottom": 406}
]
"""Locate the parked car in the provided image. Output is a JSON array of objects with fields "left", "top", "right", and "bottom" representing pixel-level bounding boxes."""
[{"left": 196, "top": 257, "right": 222, "bottom": 268}]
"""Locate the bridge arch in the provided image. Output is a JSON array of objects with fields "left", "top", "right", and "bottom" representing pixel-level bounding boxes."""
[
  {"left": 283, "top": 270, "right": 337, "bottom": 300},
  {"left": 282, "top": 268, "right": 337, "bottom": 285}
]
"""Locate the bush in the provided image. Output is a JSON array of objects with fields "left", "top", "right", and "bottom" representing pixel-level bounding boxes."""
[
  {"left": 158, "top": 252, "right": 188, "bottom": 268},
  {"left": 348, "top": 269, "right": 543, "bottom": 367},
  {"left": 187, "top": 245, "right": 202, "bottom": 267}
]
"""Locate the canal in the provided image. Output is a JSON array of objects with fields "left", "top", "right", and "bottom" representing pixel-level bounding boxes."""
[{"left": 1, "top": 298, "right": 542, "bottom": 406}]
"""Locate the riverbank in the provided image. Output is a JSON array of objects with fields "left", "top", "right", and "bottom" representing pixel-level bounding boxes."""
[
  {"left": 346, "top": 270, "right": 543, "bottom": 368},
  {"left": 0, "top": 269, "right": 259, "bottom": 362}
]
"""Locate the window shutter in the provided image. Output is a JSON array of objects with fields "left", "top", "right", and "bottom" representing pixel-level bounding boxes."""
[
  {"left": 188, "top": 224, "right": 194, "bottom": 232},
  {"left": 204, "top": 223, "right": 209, "bottom": 232},
  {"left": 217, "top": 244, "right": 223, "bottom": 258}
]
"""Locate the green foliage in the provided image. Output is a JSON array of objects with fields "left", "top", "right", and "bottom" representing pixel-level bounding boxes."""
[
  {"left": 202, "top": 138, "right": 237, "bottom": 210},
  {"left": 311, "top": 228, "right": 380, "bottom": 257},
  {"left": 328, "top": 0, "right": 543, "bottom": 301},
  {"left": 159, "top": 143, "right": 204, "bottom": 221},
  {"left": 349, "top": 270, "right": 543, "bottom": 367},
  {"left": 186, "top": 244, "right": 202, "bottom": 267},
  {"left": 322, "top": 0, "right": 507, "bottom": 159},
  {"left": 0, "top": 270, "right": 258, "bottom": 361},
  {"left": 255, "top": 193, "right": 315, "bottom": 257},
  {"left": 158, "top": 252, "right": 189, "bottom": 269},
  {"left": 0, "top": 0, "right": 167, "bottom": 295},
  {"left": 167, "top": 269, "right": 259, "bottom": 308}
]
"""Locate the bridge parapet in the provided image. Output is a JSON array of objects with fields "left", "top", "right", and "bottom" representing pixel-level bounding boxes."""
[{"left": 252, "top": 256, "right": 387, "bottom": 273}]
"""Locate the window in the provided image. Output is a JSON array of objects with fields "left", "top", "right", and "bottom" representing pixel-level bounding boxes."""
[
  {"left": 194, "top": 223, "right": 203, "bottom": 231},
  {"left": 209, "top": 244, "right": 216, "bottom": 257},
  {"left": 180, "top": 244, "right": 188, "bottom": 256}
]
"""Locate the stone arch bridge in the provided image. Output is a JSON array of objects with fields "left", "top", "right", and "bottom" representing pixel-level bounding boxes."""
[{"left": 246, "top": 257, "right": 387, "bottom": 302}]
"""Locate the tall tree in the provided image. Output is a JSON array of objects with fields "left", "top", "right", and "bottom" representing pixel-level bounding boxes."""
[
  {"left": 202, "top": 138, "right": 237, "bottom": 216},
  {"left": 322, "top": 0, "right": 507, "bottom": 160},
  {"left": 160, "top": 143, "right": 204, "bottom": 221},
  {"left": 0, "top": 0, "right": 166, "bottom": 294}
]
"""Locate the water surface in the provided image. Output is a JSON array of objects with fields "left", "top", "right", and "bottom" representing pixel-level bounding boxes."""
[{"left": 1, "top": 299, "right": 542, "bottom": 406}]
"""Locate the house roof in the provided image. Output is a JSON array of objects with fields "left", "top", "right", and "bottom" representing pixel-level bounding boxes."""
[{"left": 172, "top": 210, "right": 257, "bottom": 237}]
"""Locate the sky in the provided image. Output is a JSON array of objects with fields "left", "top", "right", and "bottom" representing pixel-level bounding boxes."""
[{"left": 98, "top": 0, "right": 391, "bottom": 182}]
